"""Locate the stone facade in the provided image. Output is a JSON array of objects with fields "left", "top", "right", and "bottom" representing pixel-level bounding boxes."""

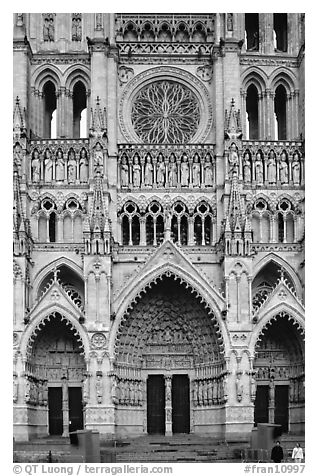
[{"left": 13, "top": 13, "right": 305, "bottom": 441}]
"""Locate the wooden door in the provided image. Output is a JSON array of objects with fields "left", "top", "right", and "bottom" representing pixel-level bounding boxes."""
[
  {"left": 147, "top": 375, "right": 165, "bottom": 434},
  {"left": 68, "top": 387, "right": 84, "bottom": 433},
  {"left": 254, "top": 385, "right": 269, "bottom": 426},
  {"left": 172, "top": 374, "right": 190, "bottom": 434},
  {"left": 275, "top": 385, "right": 289, "bottom": 433},
  {"left": 48, "top": 387, "right": 63, "bottom": 435}
]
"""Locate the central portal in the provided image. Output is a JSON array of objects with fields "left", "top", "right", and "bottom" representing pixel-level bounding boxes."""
[{"left": 147, "top": 374, "right": 190, "bottom": 435}]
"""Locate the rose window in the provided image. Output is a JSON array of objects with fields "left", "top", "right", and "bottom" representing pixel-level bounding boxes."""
[{"left": 131, "top": 80, "right": 201, "bottom": 144}]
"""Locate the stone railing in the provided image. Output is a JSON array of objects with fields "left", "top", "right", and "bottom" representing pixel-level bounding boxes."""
[
  {"left": 117, "top": 42, "right": 212, "bottom": 57},
  {"left": 115, "top": 13, "right": 215, "bottom": 42},
  {"left": 29, "top": 138, "right": 90, "bottom": 185},
  {"left": 118, "top": 143, "right": 215, "bottom": 191},
  {"left": 233, "top": 140, "right": 304, "bottom": 187}
]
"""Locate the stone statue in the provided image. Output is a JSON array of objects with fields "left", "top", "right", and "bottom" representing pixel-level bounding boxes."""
[
  {"left": 13, "top": 374, "right": 18, "bottom": 403},
  {"left": 269, "top": 379, "right": 275, "bottom": 404},
  {"left": 267, "top": 150, "right": 277, "bottom": 184},
  {"left": 132, "top": 156, "right": 141, "bottom": 188},
  {"left": 137, "top": 382, "right": 143, "bottom": 406},
  {"left": 292, "top": 153, "right": 300, "bottom": 185},
  {"left": 229, "top": 143, "right": 239, "bottom": 175},
  {"left": 44, "top": 149, "right": 53, "bottom": 182},
  {"left": 79, "top": 149, "right": 88, "bottom": 182},
  {"left": 144, "top": 155, "right": 153, "bottom": 187},
  {"left": 223, "top": 374, "right": 229, "bottom": 403},
  {"left": 236, "top": 373, "right": 243, "bottom": 402},
  {"left": 48, "top": 16, "right": 55, "bottom": 41},
  {"left": 192, "top": 154, "right": 201, "bottom": 187},
  {"left": 55, "top": 149, "right": 65, "bottom": 182},
  {"left": 255, "top": 153, "right": 263, "bottom": 184},
  {"left": 14, "top": 143, "right": 22, "bottom": 169},
  {"left": 250, "top": 375, "right": 257, "bottom": 402},
  {"left": 165, "top": 377, "right": 171, "bottom": 403},
  {"left": 280, "top": 152, "right": 289, "bottom": 184},
  {"left": 180, "top": 154, "right": 189, "bottom": 186},
  {"left": 156, "top": 154, "right": 165, "bottom": 187},
  {"left": 96, "top": 373, "right": 103, "bottom": 404},
  {"left": 243, "top": 153, "right": 251, "bottom": 182},
  {"left": 82, "top": 374, "right": 90, "bottom": 405},
  {"left": 121, "top": 157, "right": 129, "bottom": 187},
  {"left": 204, "top": 154, "right": 213, "bottom": 186},
  {"left": 32, "top": 149, "right": 41, "bottom": 183},
  {"left": 72, "top": 16, "right": 82, "bottom": 41},
  {"left": 168, "top": 155, "right": 177, "bottom": 187},
  {"left": 67, "top": 150, "right": 77, "bottom": 183},
  {"left": 44, "top": 15, "right": 54, "bottom": 41},
  {"left": 25, "top": 377, "right": 31, "bottom": 403},
  {"left": 94, "top": 143, "right": 104, "bottom": 174}
]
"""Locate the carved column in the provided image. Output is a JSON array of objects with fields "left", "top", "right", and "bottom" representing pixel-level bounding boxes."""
[
  {"left": 61, "top": 373, "right": 69, "bottom": 437},
  {"left": 268, "top": 379, "right": 275, "bottom": 424},
  {"left": 164, "top": 375, "right": 172, "bottom": 436},
  {"left": 188, "top": 216, "right": 195, "bottom": 246},
  {"left": 140, "top": 217, "right": 146, "bottom": 246}
]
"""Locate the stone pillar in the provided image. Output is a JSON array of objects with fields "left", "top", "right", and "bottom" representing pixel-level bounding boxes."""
[
  {"left": 268, "top": 380, "right": 275, "bottom": 424},
  {"left": 165, "top": 375, "right": 172, "bottom": 436},
  {"left": 62, "top": 375, "right": 69, "bottom": 437}
]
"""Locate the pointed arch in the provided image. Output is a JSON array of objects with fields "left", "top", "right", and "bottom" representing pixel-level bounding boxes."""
[
  {"left": 20, "top": 305, "right": 90, "bottom": 360},
  {"left": 110, "top": 262, "right": 230, "bottom": 359},
  {"left": 249, "top": 305, "right": 305, "bottom": 358},
  {"left": 252, "top": 253, "right": 302, "bottom": 297},
  {"left": 32, "top": 258, "right": 83, "bottom": 301}
]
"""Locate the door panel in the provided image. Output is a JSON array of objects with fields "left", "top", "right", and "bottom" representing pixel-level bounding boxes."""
[
  {"left": 68, "top": 387, "right": 84, "bottom": 433},
  {"left": 254, "top": 385, "right": 269, "bottom": 426},
  {"left": 48, "top": 387, "right": 63, "bottom": 435},
  {"left": 147, "top": 375, "right": 165, "bottom": 434},
  {"left": 275, "top": 385, "right": 289, "bottom": 433},
  {"left": 172, "top": 375, "right": 190, "bottom": 434}
]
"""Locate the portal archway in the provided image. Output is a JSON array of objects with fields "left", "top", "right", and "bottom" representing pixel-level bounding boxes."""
[
  {"left": 253, "top": 312, "right": 304, "bottom": 434},
  {"left": 112, "top": 276, "right": 227, "bottom": 435},
  {"left": 25, "top": 312, "right": 86, "bottom": 436}
]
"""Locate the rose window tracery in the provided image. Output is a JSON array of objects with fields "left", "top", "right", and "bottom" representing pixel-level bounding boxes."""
[{"left": 131, "top": 80, "right": 200, "bottom": 144}]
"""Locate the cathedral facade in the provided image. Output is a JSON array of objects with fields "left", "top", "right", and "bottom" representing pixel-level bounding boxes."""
[{"left": 13, "top": 13, "right": 305, "bottom": 441}]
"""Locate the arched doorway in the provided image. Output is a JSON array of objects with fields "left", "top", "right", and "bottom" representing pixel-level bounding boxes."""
[
  {"left": 113, "top": 275, "right": 226, "bottom": 435},
  {"left": 253, "top": 313, "right": 304, "bottom": 434},
  {"left": 27, "top": 312, "right": 86, "bottom": 436}
]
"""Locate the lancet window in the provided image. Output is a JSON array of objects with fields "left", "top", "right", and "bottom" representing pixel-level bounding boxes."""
[
  {"left": 171, "top": 202, "right": 188, "bottom": 245},
  {"left": 145, "top": 202, "right": 164, "bottom": 246},
  {"left": 38, "top": 198, "right": 57, "bottom": 243},
  {"left": 62, "top": 199, "right": 83, "bottom": 243},
  {"left": 120, "top": 202, "right": 141, "bottom": 246},
  {"left": 193, "top": 202, "right": 213, "bottom": 246}
]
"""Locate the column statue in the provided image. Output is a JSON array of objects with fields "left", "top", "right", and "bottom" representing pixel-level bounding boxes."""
[
  {"left": 32, "top": 150, "right": 41, "bottom": 183},
  {"left": 120, "top": 157, "right": 129, "bottom": 187},
  {"left": 132, "top": 156, "right": 141, "bottom": 188},
  {"left": 79, "top": 149, "right": 88, "bottom": 182},
  {"left": 168, "top": 155, "right": 177, "bottom": 187},
  {"left": 292, "top": 153, "right": 301, "bottom": 185},
  {"left": 144, "top": 155, "right": 153, "bottom": 187},
  {"left": 204, "top": 154, "right": 213, "bottom": 186},
  {"left": 55, "top": 149, "right": 65, "bottom": 182},
  {"left": 192, "top": 154, "right": 201, "bottom": 187},
  {"left": 180, "top": 154, "right": 189, "bottom": 186},
  {"left": 267, "top": 150, "right": 277, "bottom": 184},
  {"left": 44, "top": 149, "right": 53, "bottom": 182},
  {"left": 280, "top": 152, "right": 289, "bottom": 184},
  {"left": 156, "top": 153, "right": 165, "bottom": 187},
  {"left": 67, "top": 150, "right": 77, "bottom": 183}
]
